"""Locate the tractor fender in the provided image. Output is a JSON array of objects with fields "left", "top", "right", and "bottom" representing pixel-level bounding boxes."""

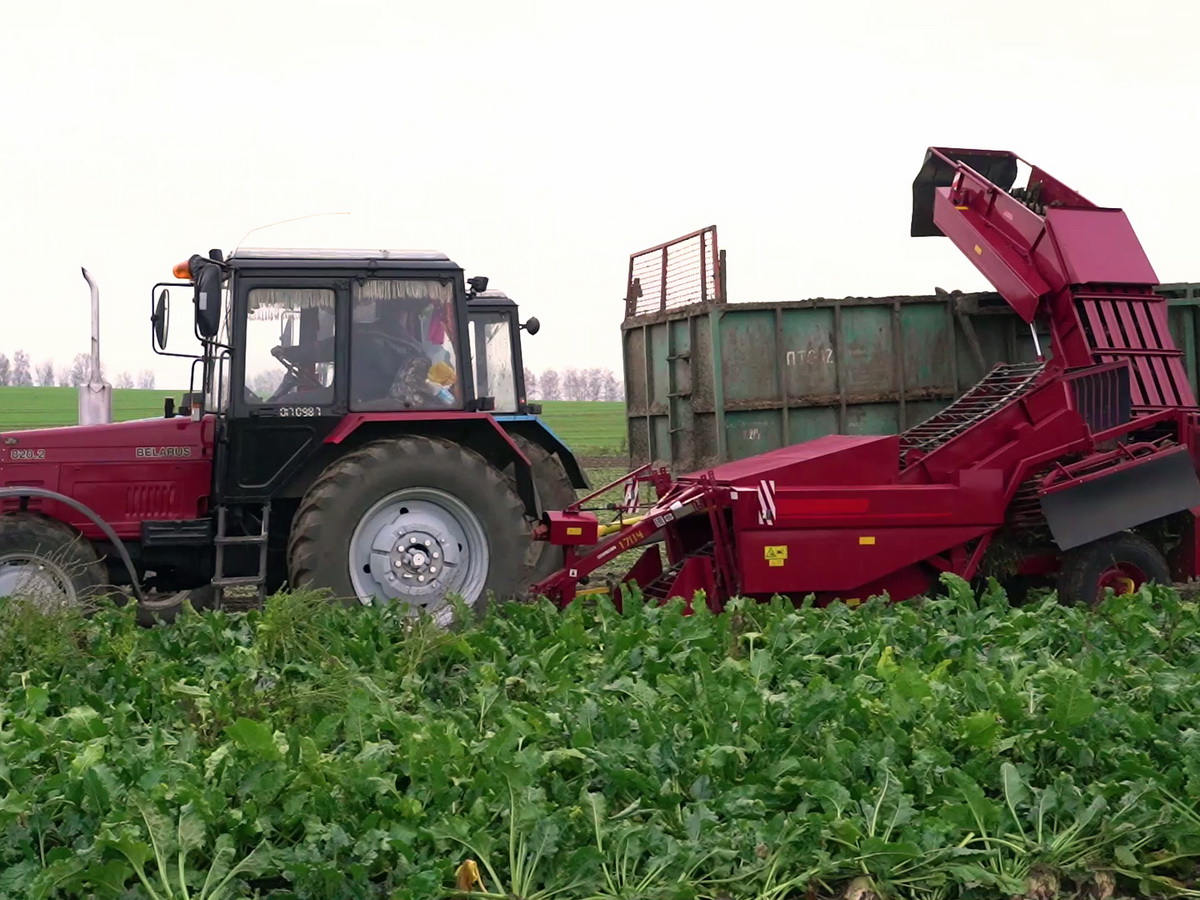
[
  {"left": 0, "top": 486, "right": 144, "bottom": 602},
  {"left": 494, "top": 414, "right": 590, "bottom": 490},
  {"left": 315, "top": 412, "right": 538, "bottom": 516}
]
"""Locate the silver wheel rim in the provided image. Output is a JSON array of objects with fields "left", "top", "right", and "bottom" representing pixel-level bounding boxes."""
[
  {"left": 0, "top": 552, "right": 79, "bottom": 611},
  {"left": 348, "top": 487, "right": 489, "bottom": 621}
]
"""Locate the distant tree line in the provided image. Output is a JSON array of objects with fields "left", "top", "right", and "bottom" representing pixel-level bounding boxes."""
[
  {"left": 0, "top": 351, "right": 155, "bottom": 389},
  {"left": 0, "top": 351, "right": 617, "bottom": 400},
  {"left": 524, "top": 367, "right": 623, "bottom": 402}
]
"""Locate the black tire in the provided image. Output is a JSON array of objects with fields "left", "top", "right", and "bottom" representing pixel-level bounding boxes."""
[
  {"left": 136, "top": 585, "right": 217, "bottom": 626},
  {"left": 1057, "top": 532, "right": 1171, "bottom": 607},
  {"left": 505, "top": 434, "right": 580, "bottom": 583},
  {"left": 0, "top": 513, "right": 108, "bottom": 610},
  {"left": 287, "top": 436, "right": 531, "bottom": 621}
]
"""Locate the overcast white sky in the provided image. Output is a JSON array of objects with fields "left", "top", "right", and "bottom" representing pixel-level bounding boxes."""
[{"left": 2, "top": 0, "right": 1198, "bottom": 389}]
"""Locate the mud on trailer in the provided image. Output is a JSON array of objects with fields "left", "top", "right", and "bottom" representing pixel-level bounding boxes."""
[{"left": 0, "top": 248, "right": 586, "bottom": 621}]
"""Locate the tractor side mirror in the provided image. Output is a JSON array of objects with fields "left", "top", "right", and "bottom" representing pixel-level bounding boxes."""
[
  {"left": 281, "top": 316, "right": 295, "bottom": 347},
  {"left": 192, "top": 257, "right": 223, "bottom": 339},
  {"left": 521, "top": 316, "right": 540, "bottom": 336},
  {"left": 152, "top": 289, "right": 171, "bottom": 350}
]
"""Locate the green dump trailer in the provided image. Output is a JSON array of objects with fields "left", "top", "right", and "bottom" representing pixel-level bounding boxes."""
[{"left": 622, "top": 226, "right": 1200, "bottom": 473}]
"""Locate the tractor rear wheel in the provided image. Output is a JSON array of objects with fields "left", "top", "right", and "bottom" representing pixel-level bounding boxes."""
[
  {"left": 288, "top": 436, "right": 531, "bottom": 624},
  {"left": 1057, "top": 532, "right": 1171, "bottom": 607},
  {"left": 0, "top": 513, "right": 107, "bottom": 611},
  {"left": 505, "top": 434, "right": 579, "bottom": 582}
]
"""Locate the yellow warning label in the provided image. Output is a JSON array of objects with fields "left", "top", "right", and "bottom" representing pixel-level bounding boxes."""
[
  {"left": 566, "top": 527, "right": 582, "bottom": 536},
  {"left": 973, "top": 244, "right": 983, "bottom": 255},
  {"left": 768, "top": 559, "right": 785, "bottom": 567},
  {"left": 764, "top": 545, "right": 788, "bottom": 560},
  {"left": 859, "top": 536, "right": 876, "bottom": 546}
]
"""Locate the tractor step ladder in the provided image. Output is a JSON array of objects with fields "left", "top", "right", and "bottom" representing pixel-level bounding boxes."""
[
  {"left": 211, "top": 503, "right": 271, "bottom": 607},
  {"left": 899, "top": 361, "right": 1046, "bottom": 466}
]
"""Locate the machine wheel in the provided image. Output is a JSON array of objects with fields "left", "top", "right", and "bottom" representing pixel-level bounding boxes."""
[
  {"left": 136, "top": 585, "right": 217, "bottom": 626},
  {"left": 0, "top": 513, "right": 108, "bottom": 611},
  {"left": 1056, "top": 532, "right": 1171, "bottom": 607},
  {"left": 287, "top": 436, "right": 531, "bottom": 624},
  {"left": 505, "top": 434, "right": 580, "bottom": 582}
]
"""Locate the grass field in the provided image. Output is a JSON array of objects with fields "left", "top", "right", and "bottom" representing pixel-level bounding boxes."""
[
  {"left": 0, "top": 387, "right": 167, "bottom": 431},
  {"left": 0, "top": 387, "right": 627, "bottom": 456},
  {"left": 535, "top": 400, "right": 625, "bottom": 457}
]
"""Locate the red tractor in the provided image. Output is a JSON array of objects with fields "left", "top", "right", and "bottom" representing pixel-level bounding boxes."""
[
  {"left": 0, "top": 248, "right": 587, "bottom": 622},
  {"left": 533, "top": 147, "right": 1200, "bottom": 609}
]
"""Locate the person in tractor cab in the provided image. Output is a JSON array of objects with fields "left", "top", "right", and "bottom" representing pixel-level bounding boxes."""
[
  {"left": 254, "top": 302, "right": 337, "bottom": 404},
  {"left": 349, "top": 280, "right": 459, "bottom": 409}
]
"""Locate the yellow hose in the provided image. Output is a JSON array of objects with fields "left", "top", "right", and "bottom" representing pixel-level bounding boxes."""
[{"left": 597, "top": 515, "right": 646, "bottom": 538}]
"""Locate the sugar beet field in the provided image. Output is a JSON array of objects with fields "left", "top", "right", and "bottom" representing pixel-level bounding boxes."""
[
  {"left": 4, "top": 584, "right": 1200, "bottom": 899},
  {"left": 3, "top": 389, "right": 1200, "bottom": 899}
]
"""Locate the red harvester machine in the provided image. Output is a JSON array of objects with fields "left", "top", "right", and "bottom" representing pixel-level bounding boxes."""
[{"left": 533, "top": 147, "right": 1200, "bottom": 609}]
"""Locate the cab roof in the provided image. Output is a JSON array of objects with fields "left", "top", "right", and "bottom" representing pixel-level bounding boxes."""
[
  {"left": 227, "top": 247, "right": 461, "bottom": 271},
  {"left": 468, "top": 289, "right": 516, "bottom": 307}
]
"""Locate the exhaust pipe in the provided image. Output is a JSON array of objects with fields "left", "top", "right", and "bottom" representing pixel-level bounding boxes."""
[{"left": 78, "top": 267, "right": 113, "bottom": 427}]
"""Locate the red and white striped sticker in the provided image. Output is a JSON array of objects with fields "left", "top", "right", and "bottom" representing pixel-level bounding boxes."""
[{"left": 756, "top": 480, "right": 777, "bottom": 524}]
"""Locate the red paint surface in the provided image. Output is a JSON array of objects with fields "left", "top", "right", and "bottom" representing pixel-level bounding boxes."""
[{"left": 0, "top": 415, "right": 216, "bottom": 540}]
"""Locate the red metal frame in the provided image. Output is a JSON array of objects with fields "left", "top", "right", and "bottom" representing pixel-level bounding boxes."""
[{"left": 532, "top": 148, "right": 1200, "bottom": 612}]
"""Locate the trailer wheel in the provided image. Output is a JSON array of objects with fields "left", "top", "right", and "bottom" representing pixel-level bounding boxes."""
[
  {"left": 1057, "top": 532, "right": 1171, "bottom": 607},
  {"left": 288, "top": 436, "right": 531, "bottom": 624},
  {"left": 0, "top": 514, "right": 107, "bottom": 611},
  {"left": 505, "top": 434, "right": 580, "bottom": 582}
]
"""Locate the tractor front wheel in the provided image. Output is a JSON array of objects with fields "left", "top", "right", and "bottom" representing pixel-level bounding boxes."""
[
  {"left": 288, "top": 436, "right": 531, "bottom": 624},
  {"left": 1056, "top": 532, "right": 1171, "bottom": 607},
  {"left": 0, "top": 513, "right": 107, "bottom": 611}
]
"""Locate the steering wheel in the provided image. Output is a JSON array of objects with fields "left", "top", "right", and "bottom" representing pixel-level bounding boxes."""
[
  {"left": 373, "top": 331, "right": 427, "bottom": 360},
  {"left": 269, "top": 344, "right": 327, "bottom": 396}
]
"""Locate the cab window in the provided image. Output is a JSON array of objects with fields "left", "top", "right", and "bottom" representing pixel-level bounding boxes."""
[
  {"left": 244, "top": 287, "right": 336, "bottom": 405},
  {"left": 349, "top": 278, "right": 462, "bottom": 410},
  {"left": 469, "top": 312, "right": 518, "bottom": 412}
]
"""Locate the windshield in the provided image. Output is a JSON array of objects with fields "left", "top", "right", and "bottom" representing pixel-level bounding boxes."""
[
  {"left": 468, "top": 311, "right": 517, "bottom": 412},
  {"left": 349, "top": 278, "right": 463, "bottom": 411}
]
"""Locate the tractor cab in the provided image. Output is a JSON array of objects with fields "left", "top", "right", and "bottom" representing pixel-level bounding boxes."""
[
  {"left": 465, "top": 281, "right": 541, "bottom": 415},
  {"left": 154, "top": 249, "right": 540, "bottom": 423}
]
